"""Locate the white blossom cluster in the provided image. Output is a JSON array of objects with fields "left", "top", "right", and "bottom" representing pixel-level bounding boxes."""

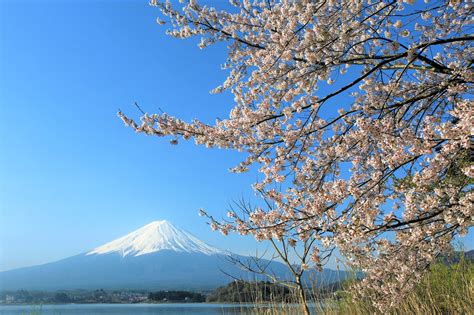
[{"left": 119, "top": 0, "right": 473, "bottom": 309}]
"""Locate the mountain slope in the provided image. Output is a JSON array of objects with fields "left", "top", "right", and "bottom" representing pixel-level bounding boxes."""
[
  {"left": 0, "top": 221, "right": 348, "bottom": 291},
  {"left": 87, "top": 220, "right": 224, "bottom": 257}
]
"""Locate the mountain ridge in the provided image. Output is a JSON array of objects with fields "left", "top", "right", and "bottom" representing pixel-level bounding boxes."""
[{"left": 0, "top": 220, "right": 349, "bottom": 291}]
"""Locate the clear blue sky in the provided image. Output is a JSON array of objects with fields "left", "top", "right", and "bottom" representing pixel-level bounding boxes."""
[
  {"left": 0, "top": 0, "right": 472, "bottom": 272},
  {"left": 0, "top": 0, "right": 268, "bottom": 272}
]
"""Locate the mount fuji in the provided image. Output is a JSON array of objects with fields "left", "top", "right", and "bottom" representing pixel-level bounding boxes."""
[
  {"left": 86, "top": 220, "right": 225, "bottom": 257},
  {"left": 0, "top": 220, "right": 347, "bottom": 291}
]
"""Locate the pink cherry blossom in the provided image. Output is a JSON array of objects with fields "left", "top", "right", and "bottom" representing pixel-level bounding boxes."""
[{"left": 120, "top": 0, "right": 473, "bottom": 310}]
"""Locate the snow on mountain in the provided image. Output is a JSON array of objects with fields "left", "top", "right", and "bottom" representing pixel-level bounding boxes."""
[
  {"left": 0, "top": 220, "right": 351, "bottom": 291},
  {"left": 87, "top": 220, "right": 225, "bottom": 257}
]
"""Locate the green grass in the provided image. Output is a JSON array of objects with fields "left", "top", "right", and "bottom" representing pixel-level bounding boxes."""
[
  {"left": 323, "top": 254, "right": 474, "bottom": 315},
  {"left": 237, "top": 253, "right": 473, "bottom": 314}
]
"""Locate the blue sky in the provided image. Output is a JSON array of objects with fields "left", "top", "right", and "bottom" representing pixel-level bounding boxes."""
[
  {"left": 0, "top": 0, "right": 269, "bottom": 272},
  {"left": 0, "top": 0, "right": 472, "bottom": 272}
]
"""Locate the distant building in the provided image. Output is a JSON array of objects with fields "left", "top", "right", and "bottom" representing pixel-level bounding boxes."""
[{"left": 5, "top": 295, "right": 14, "bottom": 303}]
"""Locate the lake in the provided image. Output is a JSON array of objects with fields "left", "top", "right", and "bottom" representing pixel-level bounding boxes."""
[{"left": 0, "top": 303, "right": 281, "bottom": 315}]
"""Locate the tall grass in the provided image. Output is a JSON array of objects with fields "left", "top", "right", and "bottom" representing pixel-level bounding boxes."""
[
  {"left": 321, "top": 254, "right": 473, "bottom": 315},
  {"left": 228, "top": 281, "right": 305, "bottom": 315},
  {"left": 239, "top": 254, "right": 473, "bottom": 314}
]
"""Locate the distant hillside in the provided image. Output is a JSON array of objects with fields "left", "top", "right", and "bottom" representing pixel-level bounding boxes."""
[
  {"left": 437, "top": 250, "right": 474, "bottom": 265},
  {"left": 206, "top": 281, "right": 293, "bottom": 303}
]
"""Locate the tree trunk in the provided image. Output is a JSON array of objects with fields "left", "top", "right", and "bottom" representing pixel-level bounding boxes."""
[{"left": 296, "top": 275, "right": 311, "bottom": 315}]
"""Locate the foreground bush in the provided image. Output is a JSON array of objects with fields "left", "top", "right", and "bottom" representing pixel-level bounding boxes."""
[{"left": 325, "top": 255, "right": 473, "bottom": 314}]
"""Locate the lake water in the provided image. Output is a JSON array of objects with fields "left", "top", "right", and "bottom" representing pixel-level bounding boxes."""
[{"left": 0, "top": 303, "right": 266, "bottom": 315}]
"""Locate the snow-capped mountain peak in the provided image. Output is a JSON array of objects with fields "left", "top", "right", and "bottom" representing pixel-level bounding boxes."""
[{"left": 87, "top": 220, "right": 225, "bottom": 257}]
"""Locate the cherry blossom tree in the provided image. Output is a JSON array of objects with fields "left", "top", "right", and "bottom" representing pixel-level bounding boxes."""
[
  {"left": 222, "top": 198, "right": 323, "bottom": 314},
  {"left": 119, "top": 0, "right": 473, "bottom": 310}
]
